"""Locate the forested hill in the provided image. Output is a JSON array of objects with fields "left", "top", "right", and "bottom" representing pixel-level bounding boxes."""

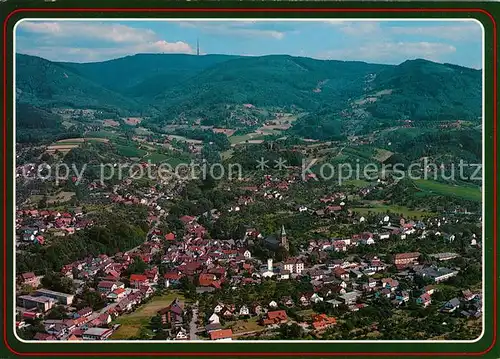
[
  {"left": 15, "top": 54, "right": 143, "bottom": 113},
  {"left": 154, "top": 55, "right": 389, "bottom": 112},
  {"left": 58, "top": 53, "right": 239, "bottom": 99},
  {"left": 16, "top": 53, "right": 482, "bottom": 127},
  {"left": 364, "top": 59, "right": 482, "bottom": 122}
]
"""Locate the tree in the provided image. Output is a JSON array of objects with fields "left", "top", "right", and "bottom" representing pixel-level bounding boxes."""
[
  {"left": 125, "top": 257, "right": 148, "bottom": 276},
  {"left": 278, "top": 323, "right": 304, "bottom": 339},
  {"left": 41, "top": 271, "right": 75, "bottom": 294},
  {"left": 150, "top": 314, "right": 164, "bottom": 332},
  {"left": 47, "top": 305, "right": 67, "bottom": 320},
  {"left": 77, "top": 287, "right": 106, "bottom": 311},
  {"left": 38, "top": 196, "right": 48, "bottom": 209},
  {"left": 16, "top": 320, "right": 45, "bottom": 340}
]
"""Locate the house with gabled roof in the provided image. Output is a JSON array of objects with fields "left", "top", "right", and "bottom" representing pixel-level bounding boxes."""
[
  {"left": 311, "top": 314, "right": 336, "bottom": 332},
  {"left": 262, "top": 310, "right": 288, "bottom": 326},
  {"left": 19, "top": 272, "right": 39, "bottom": 288},
  {"left": 417, "top": 293, "right": 432, "bottom": 307},
  {"left": 441, "top": 298, "right": 461, "bottom": 313},
  {"left": 129, "top": 274, "right": 148, "bottom": 289},
  {"left": 209, "top": 328, "right": 233, "bottom": 341},
  {"left": 157, "top": 298, "right": 184, "bottom": 326}
]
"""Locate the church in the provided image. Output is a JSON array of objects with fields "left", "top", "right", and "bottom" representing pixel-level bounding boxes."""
[{"left": 263, "top": 225, "right": 289, "bottom": 251}]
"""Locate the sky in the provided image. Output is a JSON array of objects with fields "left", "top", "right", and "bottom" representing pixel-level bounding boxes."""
[{"left": 15, "top": 19, "right": 483, "bottom": 68}]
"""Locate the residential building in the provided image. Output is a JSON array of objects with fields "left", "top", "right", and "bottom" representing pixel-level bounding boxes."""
[
  {"left": 417, "top": 293, "right": 432, "bottom": 307},
  {"left": 82, "top": 328, "right": 114, "bottom": 340},
  {"left": 17, "top": 295, "right": 55, "bottom": 312},
  {"left": 19, "top": 272, "right": 40, "bottom": 288},
  {"left": 209, "top": 329, "right": 233, "bottom": 341},
  {"left": 130, "top": 274, "right": 148, "bottom": 288},
  {"left": 442, "top": 298, "right": 461, "bottom": 313},
  {"left": 262, "top": 310, "right": 288, "bottom": 326},
  {"left": 394, "top": 252, "right": 420, "bottom": 268},
  {"left": 415, "top": 267, "right": 458, "bottom": 283},
  {"left": 34, "top": 289, "right": 74, "bottom": 305},
  {"left": 157, "top": 298, "right": 184, "bottom": 325}
]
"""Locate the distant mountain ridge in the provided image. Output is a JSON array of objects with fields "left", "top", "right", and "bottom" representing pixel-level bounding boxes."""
[{"left": 16, "top": 53, "right": 482, "bottom": 130}]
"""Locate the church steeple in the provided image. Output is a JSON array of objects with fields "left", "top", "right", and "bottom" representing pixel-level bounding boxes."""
[{"left": 280, "top": 225, "right": 289, "bottom": 251}]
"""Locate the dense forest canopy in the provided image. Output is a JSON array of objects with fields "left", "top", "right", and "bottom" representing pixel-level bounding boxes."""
[{"left": 16, "top": 54, "right": 482, "bottom": 136}]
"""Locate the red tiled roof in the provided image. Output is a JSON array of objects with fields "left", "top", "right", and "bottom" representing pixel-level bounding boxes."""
[
  {"left": 113, "top": 288, "right": 126, "bottom": 295},
  {"left": 165, "top": 232, "right": 176, "bottom": 241},
  {"left": 21, "top": 272, "right": 36, "bottom": 280},
  {"left": 130, "top": 274, "right": 148, "bottom": 282},
  {"left": 267, "top": 310, "right": 287, "bottom": 321},
  {"left": 209, "top": 329, "right": 233, "bottom": 340},
  {"left": 394, "top": 252, "right": 420, "bottom": 260},
  {"left": 22, "top": 311, "right": 37, "bottom": 319},
  {"left": 98, "top": 281, "right": 115, "bottom": 288},
  {"left": 164, "top": 272, "right": 182, "bottom": 280},
  {"left": 420, "top": 293, "right": 431, "bottom": 302}
]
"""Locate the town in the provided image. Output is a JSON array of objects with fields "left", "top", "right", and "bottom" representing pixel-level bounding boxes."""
[{"left": 15, "top": 160, "right": 482, "bottom": 341}]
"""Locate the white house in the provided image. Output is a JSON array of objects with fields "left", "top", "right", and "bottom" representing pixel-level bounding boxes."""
[
  {"left": 362, "top": 237, "right": 375, "bottom": 245},
  {"left": 208, "top": 313, "right": 220, "bottom": 324},
  {"left": 310, "top": 293, "right": 324, "bottom": 304},
  {"left": 239, "top": 305, "right": 250, "bottom": 317},
  {"left": 379, "top": 233, "right": 390, "bottom": 240},
  {"left": 175, "top": 328, "right": 188, "bottom": 340}
]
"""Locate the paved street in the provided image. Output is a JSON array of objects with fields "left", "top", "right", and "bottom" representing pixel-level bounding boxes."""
[{"left": 189, "top": 302, "right": 199, "bottom": 340}]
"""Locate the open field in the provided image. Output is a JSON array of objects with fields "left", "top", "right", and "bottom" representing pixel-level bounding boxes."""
[
  {"left": 414, "top": 179, "right": 481, "bottom": 202},
  {"left": 110, "top": 291, "right": 185, "bottom": 340},
  {"left": 57, "top": 138, "right": 109, "bottom": 143},
  {"left": 46, "top": 144, "right": 78, "bottom": 154},
  {"left": 30, "top": 191, "right": 76, "bottom": 205},
  {"left": 373, "top": 148, "right": 394, "bottom": 162},
  {"left": 102, "top": 119, "right": 120, "bottom": 127},
  {"left": 144, "top": 152, "right": 170, "bottom": 164},
  {"left": 229, "top": 133, "right": 255, "bottom": 145},
  {"left": 114, "top": 144, "right": 146, "bottom": 158},
  {"left": 227, "top": 317, "right": 263, "bottom": 335},
  {"left": 221, "top": 149, "right": 234, "bottom": 160},
  {"left": 89, "top": 131, "right": 120, "bottom": 140},
  {"left": 166, "top": 135, "right": 203, "bottom": 144},
  {"left": 213, "top": 128, "right": 236, "bottom": 136},
  {"left": 46, "top": 137, "right": 110, "bottom": 154},
  {"left": 135, "top": 127, "right": 152, "bottom": 135},
  {"left": 295, "top": 308, "right": 316, "bottom": 321},
  {"left": 229, "top": 133, "right": 267, "bottom": 146},
  {"left": 144, "top": 152, "right": 190, "bottom": 166}
]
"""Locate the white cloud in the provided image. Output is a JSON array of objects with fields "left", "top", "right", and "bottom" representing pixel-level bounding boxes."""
[
  {"left": 320, "top": 41, "right": 456, "bottom": 63},
  {"left": 20, "top": 41, "right": 194, "bottom": 62},
  {"left": 17, "top": 21, "right": 194, "bottom": 62},
  {"left": 178, "top": 21, "right": 286, "bottom": 40},
  {"left": 323, "top": 20, "right": 349, "bottom": 26},
  {"left": 389, "top": 24, "right": 482, "bottom": 41},
  {"left": 19, "top": 21, "right": 158, "bottom": 43},
  {"left": 338, "top": 22, "right": 382, "bottom": 36}
]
